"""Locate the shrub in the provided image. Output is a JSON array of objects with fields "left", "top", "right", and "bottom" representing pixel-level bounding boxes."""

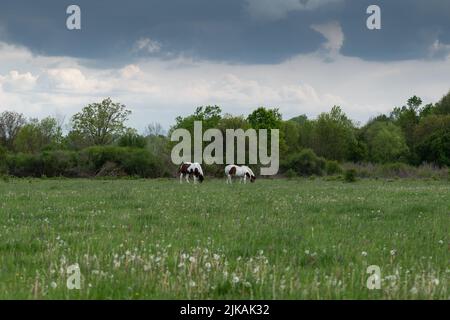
[
  {"left": 284, "top": 168, "right": 297, "bottom": 179},
  {"left": 120, "top": 148, "right": 163, "bottom": 178},
  {"left": 41, "top": 150, "right": 79, "bottom": 177},
  {"left": 0, "top": 146, "right": 7, "bottom": 175},
  {"left": 118, "top": 131, "right": 147, "bottom": 149},
  {"left": 6, "top": 153, "right": 44, "bottom": 177},
  {"left": 82, "top": 146, "right": 168, "bottom": 178},
  {"left": 325, "top": 160, "right": 342, "bottom": 175},
  {"left": 344, "top": 169, "right": 357, "bottom": 183},
  {"left": 204, "top": 164, "right": 225, "bottom": 178},
  {"left": 96, "top": 161, "right": 127, "bottom": 177},
  {"left": 83, "top": 146, "right": 125, "bottom": 170},
  {"left": 283, "top": 149, "right": 326, "bottom": 176}
]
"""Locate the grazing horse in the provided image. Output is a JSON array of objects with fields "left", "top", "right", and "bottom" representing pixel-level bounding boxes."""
[
  {"left": 225, "top": 165, "right": 256, "bottom": 184},
  {"left": 178, "top": 162, "right": 204, "bottom": 184}
]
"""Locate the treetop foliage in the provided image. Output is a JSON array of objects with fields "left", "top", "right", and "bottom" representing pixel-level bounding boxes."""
[{"left": 0, "top": 90, "right": 449, "bottom": 178}]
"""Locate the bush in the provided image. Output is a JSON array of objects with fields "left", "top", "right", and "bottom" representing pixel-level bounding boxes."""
[
  {"left": 118, "top": 131, "right": 147, "bottom": 149},
  {"left": 6, "top": 153, "right": 44, "bottom": 177},
  {"left": 204, "top": 164, "right": 225, "bottom": 178},
  {"left": 41, "top": 150, "right": 79, "bottom": 177},
  {"left": 121, "top": 148, "right": 164, "bottom": 178},
  {"left": 0, "top": 146, "right": 7, "bottom": 175},
  {"left": 284, "top": 168, "right": 297, "bottom": 179},
  {"left": 344, "top": 169, "right": 357, "bottom": 183},
  {"left": 325, "top": 160, "right": 342, "bottom": 175},
  {"left": 83, "top": 146, "right": 168, "bottom": 178},
  {"left": 83, "top": 146, "right": 125, "bottom": 170},
  {"left": 283, "top": 149, "right": 326, "bottom": 176}
]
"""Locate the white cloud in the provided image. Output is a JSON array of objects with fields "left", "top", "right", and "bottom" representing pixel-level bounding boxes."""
[
  {"left": 0, "top": 70, "right": 37, "bottom": 91},
  {"left": 311, "top": 21, "right": 344, "bottom": 55},
  {"left": 120, "top": 64, "right": 142, "bottom": 79},
  {"left": 1, "top": 39, "right": 450, "bottom": 131},
  {"left": 134, "top": 38, "right": 162, "bottom": 54},
  {"left": 245, "top": 0, "right": 343, "bottom": 20},
  {"left": 39, "top": 68, "right": 110, "bottom": 93}
]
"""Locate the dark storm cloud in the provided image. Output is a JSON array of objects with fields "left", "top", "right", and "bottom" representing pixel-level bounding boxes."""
[{"left": 0, "top": 0, "right": 449, "bottom": 65}]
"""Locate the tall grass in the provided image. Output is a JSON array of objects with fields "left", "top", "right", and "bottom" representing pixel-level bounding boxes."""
[{"left": 0, "top": 178, "right": 448, "bottom": 299}]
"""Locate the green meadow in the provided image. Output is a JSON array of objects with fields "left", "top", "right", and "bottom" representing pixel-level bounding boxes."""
[{"left": 0, "top": 178, "right": 448, "bottom": 299}]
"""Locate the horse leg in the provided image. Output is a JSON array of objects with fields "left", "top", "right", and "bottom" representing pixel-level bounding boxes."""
[
  {"left": 186, "top": 175, "right": 190, "bottom": 183},
  {"left": 180, "top": 173, "right": 184, "bottom": 184}
]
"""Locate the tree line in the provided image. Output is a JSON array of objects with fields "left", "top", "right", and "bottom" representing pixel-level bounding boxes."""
[{"left": 0, "top": 90, "right": 449, "bottom": 178}]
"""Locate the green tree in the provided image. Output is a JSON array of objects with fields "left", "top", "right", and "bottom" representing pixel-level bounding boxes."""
[
  {"left": 218, "top": 114, "right": 250, "bottom": 131},
  {"left": 414, "top": 115, "right": 450, "bottom": 166},
  {"left": 311, "top": 106, "right": 357, "bottom": 161},
  {"left": 14, "top": 117, "right": 63, "bottom": 154},
  {"left": 365, "top": 122, "right": 409, "bottom": 163},
  {"left": 390, "top": 96, "right": 422, "bottom": 151},
  {"left": 247, "top": 107, "right": 286, "bottom": 156},
  {"left": 0, "top": 111, "right": 26, "bottom": 150},
  {"left": 416, "top": 130, "right": 450, "bottom": 167},
  {"left": 295, "top": 117, "right": 316, "bottom": 150},
  {"left": 247, "top": 107, "right": 282, "bottom": 129},
  {"left": 434, "top": 90, "right": 450, "bottom": 115},
  {"left": 281, "top": 120, "right": 301, "bottom": 155},
  {"left": 170, "top": 106, "right": 222, "bottom": 162},
  {"left": 173, "top": 105, "right": 222, "bottom": 133},
  {"left": 118, "top": 128, "right": 147, "bottom": 148},
  {"left": 71, "top": 98, "right": 131, "bottom": 145}
]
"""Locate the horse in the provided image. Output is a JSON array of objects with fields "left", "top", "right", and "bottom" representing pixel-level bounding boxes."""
[
  {"left": 178, "top": 162, "right": 204, "bottom": 184},
  {"left": 225, "top": 165, "right": 256, "bottom": 184}
]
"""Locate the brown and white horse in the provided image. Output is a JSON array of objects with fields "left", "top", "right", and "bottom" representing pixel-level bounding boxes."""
[
  {"left": 225, "top": 165, "right": 256, "bottom": 184},
  {"left": 178, "top": 162, "right": 204, "bottom": 184}
]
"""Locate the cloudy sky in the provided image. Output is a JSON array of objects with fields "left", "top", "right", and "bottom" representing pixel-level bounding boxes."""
[{"left": 0, "top": 0, "right": 449, "bottom": 130}]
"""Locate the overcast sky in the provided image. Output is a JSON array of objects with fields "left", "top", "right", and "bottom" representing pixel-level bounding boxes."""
[{"left": 0, "top": 0, "right": 450, "bottom": 130}]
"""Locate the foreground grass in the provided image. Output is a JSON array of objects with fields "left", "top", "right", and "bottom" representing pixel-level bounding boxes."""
[{"left": 0, "top": 178, "right": 448, "bottom": 299}]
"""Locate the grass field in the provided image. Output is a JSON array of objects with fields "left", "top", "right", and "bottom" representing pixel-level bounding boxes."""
[{"left": 0, "top": 178, "right": 448, "bottom": 299}]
